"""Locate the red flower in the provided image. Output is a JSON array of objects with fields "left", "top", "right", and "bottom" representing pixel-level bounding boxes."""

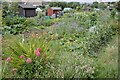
[
  {"left": 6, "top": 57, "right": 11, "bottom": 62},
  {"left": 20, "top": 55, "right": 25, "bottom": 59},
  {"left": 37, "top": 48, "right": 42, "bottom": 51},
  {"left": 26, "top": 58, "right": 32, "bottom": 63},
  {"left": 35, "top": 50, "right": 40, "bottom": 57}
]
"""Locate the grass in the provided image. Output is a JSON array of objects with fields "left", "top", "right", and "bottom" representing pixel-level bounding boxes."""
[
  {"left": 0, "top": 10, "right": 1, "bottom": 36},
  {"left": 95, "top": 35, "right": 118, "bottom": 78},
  {"left": 0, "top": 35, "right": 2, "bottom": 79}
]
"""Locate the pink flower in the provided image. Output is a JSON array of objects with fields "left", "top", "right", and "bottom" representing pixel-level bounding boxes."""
[
  {"left": 37, "top": 48, "right": 42, "bottom": 51},
  {"left": 26, "top": 58, "right": 32, "bottom": 63},
  {"left": 6, "top": 57, "right": 11, "bottom": 62},
  {"left": 35, "top": 50, "right": 40, "bottom": 57},
  {"left": 20, "top": 55, "right": 25, "bottom": 59}
]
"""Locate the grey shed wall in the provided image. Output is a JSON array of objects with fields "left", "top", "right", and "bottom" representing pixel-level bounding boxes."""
[{"left": 19, "top": 6, "right": 36, "bottom": 17}]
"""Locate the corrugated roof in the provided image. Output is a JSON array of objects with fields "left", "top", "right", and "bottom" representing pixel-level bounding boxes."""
[
  {"left": 51, "top": 7, "right": 62, "bottom": 10},
  {"left": 19, "top": 4, "right": 37, "bottom": 9}
]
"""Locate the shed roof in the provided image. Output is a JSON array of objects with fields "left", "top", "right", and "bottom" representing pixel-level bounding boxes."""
[
  {"left": 19, "top": 4, "right": 37, "bottom": 9},
  {"left": 63, "top": 8, "right": 73, "bottom": 11},
  {"left": 51, "top": 7, "right": 62, "bottom": 10}
]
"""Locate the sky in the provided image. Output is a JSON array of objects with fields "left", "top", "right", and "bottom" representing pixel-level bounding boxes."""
[
  {"left": 1, "top": 0, "right": 119, "bottom": 3},
  {"left": 45, "top": 0, "right": 119, "bottom": 3}
]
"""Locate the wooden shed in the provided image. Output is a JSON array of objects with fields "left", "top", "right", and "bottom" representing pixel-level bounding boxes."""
[
  {"left": 47, "top": 7, "right": 62, "bottom": 16},
  {"left": 19, "top": 4, "right": 37, "bottom": 17}
]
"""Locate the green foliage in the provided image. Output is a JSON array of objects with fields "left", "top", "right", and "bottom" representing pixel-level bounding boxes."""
[
  {"left": 49, "top": 2, "right": 80, "bottom": 9},
  {"left": 2, "top": 34, "right": 55, "bottom": 78},
  {"left": 49, "top": 2, "right": 59, "bottom": 7},
  {"left": 49, "top": 53, "right": 95, "bottom": 78},
  {"left": 90, "top": 12, "right": 98, "bottom": 26},
  {"left": 110, "top": 9, "right": 116, "bottom": 19},
  {"left": 91, "top": 1, "right": 99, "bottom": 8},
  {"left": 2, "top": 2, "right": 19, "bottom": 18},
  {"left": 76, "top": 6, "right": 82, "bottom": 11},
  {"left": 3, "top": 16, "right": 26, "bottom": 26},
  {"left": 1, "top": 9, "right": 118, "bottom": 78},
  {"left": 117, "top": 1, "right": 120, "bottom": 11},
  {"left": 2, "top": 16, "right": 29, "bottom": 35},
  {"left": 41, "top": 19, "right": 54, "bottom": 26},
  {"left": 99, "top": 2, "right": 107, "bottom": 10}
]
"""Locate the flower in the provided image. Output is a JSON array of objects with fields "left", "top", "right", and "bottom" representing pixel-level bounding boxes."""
[
  {"left": 20, "top": 55, "right": 25, "bottom": 59},
  {"left": 6, "top": 57, "right": 11, "bottom": 62},
  {"left": 35, "top": 50, "right": 40, "bottom": 57},
  {"left": 26, "top": 58, "right": 32, "bottom": 63},
  {"left": 37, "top": 48, "right": 42, "bottom": 51}
]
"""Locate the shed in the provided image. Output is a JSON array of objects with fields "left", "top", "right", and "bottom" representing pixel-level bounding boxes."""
[
  {"left": 47, "top": 7, "right": 62, "bottom": 16},
  {"left": 63, "top": 8, "right": 73, "bottom": 12},
  {"left": 19, "top": 4, "right": 37, "bottom": 17}
]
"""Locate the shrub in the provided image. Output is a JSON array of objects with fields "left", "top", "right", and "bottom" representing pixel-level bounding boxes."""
[
  {"left": 89, "top": 12, "right": 98, "bottom": 26},
  {"left": 41, "top": 19, "right": 54, "bottom": 26},
  {"left": 110, "top": 9, "right": 116, "bottom": 19},
  {"left": 2, "top": 34, "right": 55, "bottom": 78},
  {"left": 2, "top": 16, "right": 34, "bottom": 35}
]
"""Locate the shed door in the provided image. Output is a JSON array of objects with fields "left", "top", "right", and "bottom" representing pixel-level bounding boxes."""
[{"left": 25, "top": 9, "right": 36, "bottom": 17}]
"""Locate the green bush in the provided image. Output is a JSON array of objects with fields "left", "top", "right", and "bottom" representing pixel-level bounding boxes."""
[
  {"left": 2, "top": 16, "right": 34, "bottom": 35},
  {"left": 41, "top": 19, "right": 54, "bottom": 26},
  {"left": 110, "top": 9, "right": 116, "bottom": 19},
  {"left": 90, "top": 12, "right": 98, "bottom": 26},
  {"left": 3, "top": 16, "right": 26, "bottom": 26}
]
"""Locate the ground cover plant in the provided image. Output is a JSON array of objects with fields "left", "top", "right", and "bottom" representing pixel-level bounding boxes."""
[{"left": 1, "top": 1, "right": 119, "bottom": 79}]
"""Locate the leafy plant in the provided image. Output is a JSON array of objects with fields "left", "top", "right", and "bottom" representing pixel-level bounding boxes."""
[{"left": 2, "top": 34, "right": 55, "bottom": 78}]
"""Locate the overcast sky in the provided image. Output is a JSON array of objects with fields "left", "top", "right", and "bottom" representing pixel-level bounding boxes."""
[
  {"left": 45, "top": 0, "right": 119, "bottom": 3},
  {"left": 2, "top": 0, "right": 119, "bottom": 3}
]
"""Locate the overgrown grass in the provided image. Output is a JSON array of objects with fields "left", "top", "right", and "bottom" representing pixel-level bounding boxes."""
[
  {"left": 0, "top": 10, "right": 2, "bottom": 27},
  {"left": 94, "top": 35, "right": 118, "bottom": 78},
  {"left": 0, "top": 34, "right": 2, "bottom": 80}
]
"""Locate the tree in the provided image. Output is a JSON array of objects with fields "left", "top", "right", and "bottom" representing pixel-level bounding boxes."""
[
  {"left": 58, "top": 2, "right": 67, "bottom": 9},
  {"left": 2, "top": 2, "right": 9, "bottom": 18},
  {"left": 72, "top": 2, "right": 80, "bottom": 9},
  {"left": 91, "top": 1, "right": 99, "bottom": 8},
  {"left": 2, "top": 2, "right": 19, "bottom": 18},
  {"left": 99, "top": 2, "right": 107, "bottom": 10},
  {"left": 67, "top": 2, "right": 80, "bottom": 9},
  {"left": 67, "top": 2, "right": 74, "bottom": 8},
  {"left": 49, "top": 2, "right": 58, "bottom": 7},
  {"left": 10, "top": 2, "right": 19, "bottom": 16},
  {"left": 117, "top": 1, "right": 120, "bottom": 11}
]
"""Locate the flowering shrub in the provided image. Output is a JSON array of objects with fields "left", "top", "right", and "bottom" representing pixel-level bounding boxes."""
[{"left": 2, "top": 34, "right": 55, "bottom": 78}]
